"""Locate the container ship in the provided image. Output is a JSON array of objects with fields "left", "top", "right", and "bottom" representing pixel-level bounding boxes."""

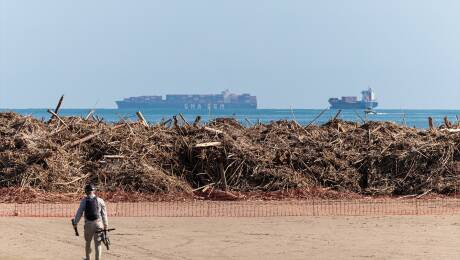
[
  {"left": 328, "top": 88, "right": 378, "bottom": 109},
  {"left": 116, "top": 90, "right": 257, "bottom": 111}
]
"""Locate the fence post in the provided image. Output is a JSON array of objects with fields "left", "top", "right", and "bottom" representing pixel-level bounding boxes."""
[
  {"left": 415, "top": 200, "right": 419, "bottom": 215},
  {"left": 312, "top": 199, "right": 316, "bottom": 216}
]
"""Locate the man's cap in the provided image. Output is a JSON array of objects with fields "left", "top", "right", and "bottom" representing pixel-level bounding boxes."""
[{"left": 84, "top": 183, "right": 96, "bottom": 192}]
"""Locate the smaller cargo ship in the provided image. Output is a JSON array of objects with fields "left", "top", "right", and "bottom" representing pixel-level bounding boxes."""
[{"left": 328, "top": 88, "right": 378, "bottom": 109}]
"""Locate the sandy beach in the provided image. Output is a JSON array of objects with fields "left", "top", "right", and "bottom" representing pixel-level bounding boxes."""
[{"left": 1, "top": 215, "right": 459, "bottom": 260}]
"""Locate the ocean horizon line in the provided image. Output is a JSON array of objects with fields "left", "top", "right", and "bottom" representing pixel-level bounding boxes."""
[{"left": 1, "top": 107, "right": 459, "bottom": 111}]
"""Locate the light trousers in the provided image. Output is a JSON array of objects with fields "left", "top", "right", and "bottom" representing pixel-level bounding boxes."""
[{"left": 84, "top": 220, "right": 104, "bottom": 260}]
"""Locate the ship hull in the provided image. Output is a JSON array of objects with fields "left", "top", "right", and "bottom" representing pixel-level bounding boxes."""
[
  {"left": 329, "top": 101, "right": 378, "bottom": 109},
  {"left": 116, "top": 101, "right": 257, "bottom": 111}
]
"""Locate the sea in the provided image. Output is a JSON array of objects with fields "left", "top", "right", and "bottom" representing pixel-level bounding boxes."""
[{"left": 2, "top": 108, "right": 460, "bottom": 129}]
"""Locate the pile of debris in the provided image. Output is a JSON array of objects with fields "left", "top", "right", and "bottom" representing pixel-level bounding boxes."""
[{"left": 1, "top": 111, "right": 459, "bottom": 199}]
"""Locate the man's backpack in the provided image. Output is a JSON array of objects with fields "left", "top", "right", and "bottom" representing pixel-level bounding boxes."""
[{"left": 85, "top": 197, "right": 100, "bottom": 221}]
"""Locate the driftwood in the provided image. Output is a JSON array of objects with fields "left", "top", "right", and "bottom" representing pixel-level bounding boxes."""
[
  {"left": 306, "top": 108, "right": 328, "bottom": 128},
  {"left": 203, "top": 127, "right": 224, "bottom": 135},
  {"left": 103, "top": 155, "right": 125, "bottom": 159},
  {"left": 178, "top": 113, "right": 190, "bottom": 127},
  {"left": 332, "top": 109, "right": 342, "bottom": 121},
  {"left": 444, "top": 116, "right": 452, "bottom": 128},
  {"left": 416, "top": 189, "right": 432, "bottom": 199},
  {"left": 244, "top": 118, "right": 253, "bottom": 126},
  {"left": 442, "top": 129, "right": 460, "bottom": 133},
  {"left": 161, "top": 118, "right": 172, "bottom": 126},
  {"left": 428, "top": 117, "right": 434, "bottom": 130},
  {"left": 85, "top": 110, "right": 95, "bottom": 120},
  {"left": 194, "top": 142, "right": 222, "bottom": 148},
  {"left": 1, "top": 112, "right": 460, "bottom": 197},
  {"left": 55, "top": 174, "right": 91, "bottom": 186},
  {"left": 48, "top": 95, "right": 64, "bottom": 123},
  {"left": 193, "top": 116, "right": 202, "bottom": 127},
  {"left": 67, "top": 132, "right": 100, "bottom": 147},
  {"left": 219, "top": 161, "right": 227, "bottom": 191},
  {"left": 136, "top": 111, "right": 148, "bottom": 127},
  {"left": 47, "top": 109, "right": 68, "bottom": 127},
  {"left": 354, "top": 110, "right": 365, "bottom": 123}
]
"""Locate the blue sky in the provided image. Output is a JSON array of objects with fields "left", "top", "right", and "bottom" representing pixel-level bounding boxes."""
[{"left": 0, "top": 0, "right": 459, "bottom": 109}]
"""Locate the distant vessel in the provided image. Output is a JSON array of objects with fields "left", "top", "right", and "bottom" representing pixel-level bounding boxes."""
[
  {"left": 116, "top": 90, "right": 257, "bottom": 110},
  {"left": 328, "top": 88, "right": 378, "bottom": 109}
]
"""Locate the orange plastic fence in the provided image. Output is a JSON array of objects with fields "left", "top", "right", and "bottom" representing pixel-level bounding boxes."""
[{"left": 1, "top": 199, "right": 459, "bottom": 217}]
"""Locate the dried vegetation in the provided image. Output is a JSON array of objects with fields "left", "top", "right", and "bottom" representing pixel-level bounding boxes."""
[{"left": 1, "top": 112, "right": 460, "bottom": 200}]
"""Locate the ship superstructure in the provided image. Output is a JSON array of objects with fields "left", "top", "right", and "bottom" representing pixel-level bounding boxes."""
[{"left": 328, "top": 88, "right": 378, "bottom": 109}]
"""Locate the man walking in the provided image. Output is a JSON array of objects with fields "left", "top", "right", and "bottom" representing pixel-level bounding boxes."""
[{"left": 73, "top": 184, "right": 109, "bottom": 260}]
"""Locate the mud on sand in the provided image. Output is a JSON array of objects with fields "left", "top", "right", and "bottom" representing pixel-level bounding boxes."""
[{"left": 0, "top": 216, "right": 459, "bottom": 260}]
